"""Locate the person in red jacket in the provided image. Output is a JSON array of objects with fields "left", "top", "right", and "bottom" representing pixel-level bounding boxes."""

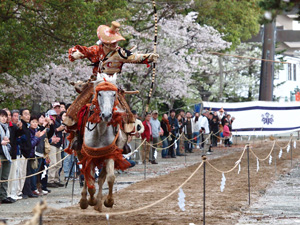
[
  {"left": 141, "top": 113, "right": 152, "bottom": 164},
  {"left": 223, "top": 121, "right": 231, "bottom": 147}
]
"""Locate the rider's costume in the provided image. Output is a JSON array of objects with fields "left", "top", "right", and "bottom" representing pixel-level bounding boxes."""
[{"left": 64, "top": 21, "right": 157, "bottom": 129}]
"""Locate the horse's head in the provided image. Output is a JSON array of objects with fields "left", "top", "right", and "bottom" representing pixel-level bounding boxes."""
[
  {"left": 97, "top": 90, "right": 116, "bottom": 122},
  {"left": 92, "top": 75, "right": 119, "bottom": 123}
]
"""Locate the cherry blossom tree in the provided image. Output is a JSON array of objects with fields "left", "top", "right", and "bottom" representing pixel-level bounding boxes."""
[
  {"left": 1, "top": 11, "right": 230, "bottom": 111},
  {"left": 120, "top": 11, "right": 230, "bottom": 110},
  {"left": 0, "top": 59, "right": 91, "bottom": 109}
]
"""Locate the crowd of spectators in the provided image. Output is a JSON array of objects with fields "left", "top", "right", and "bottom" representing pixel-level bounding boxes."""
[
  {"left": 0, "top": 102, "right": 75, "bottom": 204},
  {"left": 0, "top": 103, "right": 235, "bottom": 204},
  {"left": 130, "top": 107, "right": 235, "bottom": 165}
]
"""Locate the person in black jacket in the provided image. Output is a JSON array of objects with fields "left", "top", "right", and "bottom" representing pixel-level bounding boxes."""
[
  {"left": 160, "top": 113, "right": 171, "bottom": 158},
  {"left": 35, "top": 113, "right": 55, "bottom": 194},
  {"left": 168, "top": 109, "right": 179, "bottom": 158},
  {"left": 210, "top": 115, "right": 219, "bottom": 147},
  {"left": 19, "top": 108, "right": 38, "bottom": 198}
]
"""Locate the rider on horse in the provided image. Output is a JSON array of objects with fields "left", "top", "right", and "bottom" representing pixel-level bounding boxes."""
[{"left": 63, "top": 21, "right": 159, "bottom": 131}]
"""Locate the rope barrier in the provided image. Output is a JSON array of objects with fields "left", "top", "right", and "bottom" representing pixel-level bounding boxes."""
[
  {"left": 0, "top": 155, "right": 69, "bottom": 183},
  {"left": 148, "top": 133, "right": 172, "bottom": 145},
  {"left": 47, "top": 161, "right": 204, "bottom": 216},
  {"left": 206, "top": 145, "right": 248, "bottom": 174},
  {"left": 25, "top": 200, "right": 48, "bottom": 225},
  {"left": 43, "top": 137, "right": 297, "bottom": 218},
  {"left": 133, "top": 139, "right": 146, "bottom": 152},
  {"left": 182, "top": 132, "right": 212, "bottom": 145},
  {"left": 249, "top": 141, "right": 276, "bottom": 161},
  {"left": 145, "top": 132, "right": 184, "bottom": 150},
  {"left": 17, "top": 134, "right": 299, "bottom": 223},
  {"left": 275, "top": 136, "right": 293, "bottom": 149}
]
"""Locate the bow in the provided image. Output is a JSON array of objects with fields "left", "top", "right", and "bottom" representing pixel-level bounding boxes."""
[{"left": 145, "top": 0, "right": 158, "bottom": 114}]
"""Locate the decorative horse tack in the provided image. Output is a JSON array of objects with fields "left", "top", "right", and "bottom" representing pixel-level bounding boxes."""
[{"left": 69, "top": 79, "right": 131, "bottom": 212}]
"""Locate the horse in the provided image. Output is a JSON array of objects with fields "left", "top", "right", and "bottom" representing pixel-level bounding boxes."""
[{"left": 77, "top": 74, "right": 131, "bottom": 212}]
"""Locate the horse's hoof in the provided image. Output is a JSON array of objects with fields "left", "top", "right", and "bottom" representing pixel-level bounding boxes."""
[
  {"left": 104, "top": 198, "right": 114, "bottom": 208},
  {"left": 94, "top": 204, "right": 102, "bottom": 212},
  {"left": 88, "top": 197, "right": 98, "bottom": 206},
  {"left": 80, "top": 199, "right": 89, "bottom": 209}
]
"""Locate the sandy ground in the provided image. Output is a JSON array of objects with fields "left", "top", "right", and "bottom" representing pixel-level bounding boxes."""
[{"left": 1, "top": 138, "right": 299, "bottom": 225}]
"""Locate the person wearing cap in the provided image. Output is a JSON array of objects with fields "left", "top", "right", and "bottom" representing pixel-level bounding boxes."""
[
  {"left": 64, "top": 21, "right": 159, "bottom": 128},
  {"left": 69, "top": 21, "right": 158, "bottom": 76},
  {"left": 52, "top": 102, "right": 61, "bottom": 118},
  {"left": 149, "top": 110, "right": 160, "bottom": 164},
  {"left": 47, "top": 109, "right": 64, "bottom": 188}
]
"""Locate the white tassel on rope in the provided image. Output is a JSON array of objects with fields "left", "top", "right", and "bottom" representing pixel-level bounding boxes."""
[
  {"left": 106, "top": 214, "right": 110, "bottom": 225},
  {"left": 154, "top": 149, "right": 158, "bottom": 160},
  {"left": 287, "top": 144, "right": 290, "bottom": 153},
  {"left": 256, "top": 158, "right": 260, "bottom": 172},
  {"left": 235, "top": 159, "right": 241, "bottom": 174},
  {"left": 269, "top": 155, "right": 272, "bottom": 165},
  {"left": 294, "top": 141, "right": 296, "bottom": 149},
  {"left": 178, "top": 188, "right": 186, "bottom": 211},
  {"left": 174, "top": 139, "right": 178, "bottom": 150},
  {"left": 279, "top": 148, "right": 283, "bottom": 159},
  {"left": 41, "top": 165, "right": 47, "bottom": 179},
  {"left": 95, "top": 167, "right": 100, "bottom": 177},
  {"left": 220, "top": 173, "right": 226, "bottom": 192}
]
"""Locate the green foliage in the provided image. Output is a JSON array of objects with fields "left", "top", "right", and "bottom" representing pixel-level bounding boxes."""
[
  {"left": 0, "top": 0, "right": 129, "bottom": 76},
  {"left": 193, "top": 0, "right": 262, "bottom": 49}
]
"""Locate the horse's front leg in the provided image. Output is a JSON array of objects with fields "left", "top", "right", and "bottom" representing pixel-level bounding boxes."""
[
  {"left": 94, "top": 167, "right": 107, "bottom": 212},
  {"left": 104, "top": 159, "right": 115, "bottom": 208},
  {"left": 88, "top": 163, "right": 97, "bottom": 206},
  {"left": 79, "top": 181, "right": 89, "bottom": 209}
]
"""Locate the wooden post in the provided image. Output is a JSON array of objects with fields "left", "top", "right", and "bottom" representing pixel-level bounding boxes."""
[
  {"left": 247, "top": 144, "right": 251, "bottom": 205},
  {"left": 259, "top": 21, "right": 276, "bottom": 101},
  {"left": 202, "top": 155, "right": 207, "bottom": 225}
]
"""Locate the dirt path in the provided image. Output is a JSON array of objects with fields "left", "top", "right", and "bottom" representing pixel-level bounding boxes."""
[{"left": 36, "top": 139, "right": 300, "bottom": 225}]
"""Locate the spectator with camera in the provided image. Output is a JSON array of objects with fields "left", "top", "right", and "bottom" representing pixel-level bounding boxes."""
[
  {"left": 47, "top": 107, "right": 64, "bottom": 188},
  {"left": 28, "top": 115, "right": 46, "bottom": 196}
]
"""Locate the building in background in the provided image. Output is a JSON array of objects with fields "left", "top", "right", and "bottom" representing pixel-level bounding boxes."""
[{"left": 273, "top": 13, "right": 300, "bottom": 102}]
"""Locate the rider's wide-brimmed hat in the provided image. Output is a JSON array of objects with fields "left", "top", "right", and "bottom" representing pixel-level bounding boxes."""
[{"left": 97, "top": 21, "right": 125, "bottom": 44}]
